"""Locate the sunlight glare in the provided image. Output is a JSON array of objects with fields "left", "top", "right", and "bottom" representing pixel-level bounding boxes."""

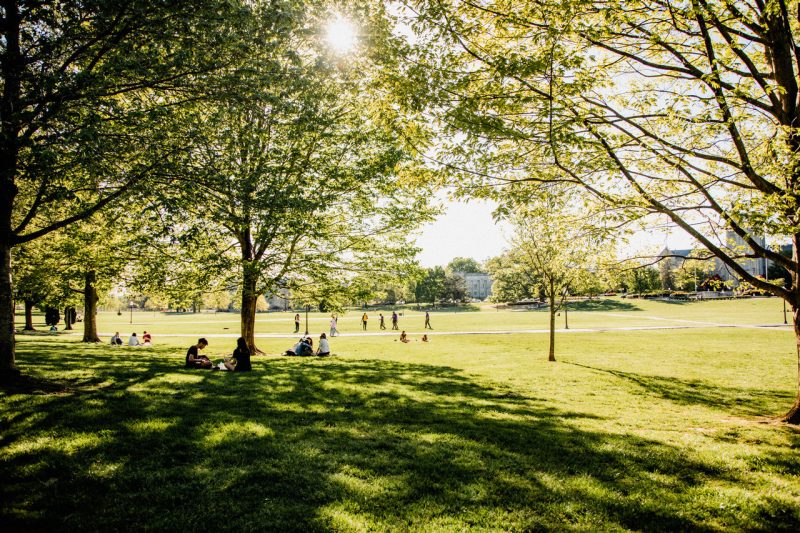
[{"left": 326, "top": 16, "right": 357, "bottom": 54}]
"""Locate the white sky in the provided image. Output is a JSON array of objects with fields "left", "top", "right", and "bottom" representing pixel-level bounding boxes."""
[
  {"left": 415, "top": 201, "right": 699, "bottom": 268},
  {"left": 415, "top": 198, "right": 510, "bottom": 267}
]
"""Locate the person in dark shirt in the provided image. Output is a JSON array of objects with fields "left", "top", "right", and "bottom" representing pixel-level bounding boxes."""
[
  {"left": 186, "top": 338, "right": 212, "bottom": 369},
  {"left": 224, "top": 337, "right": 252, "bottom": 372}
]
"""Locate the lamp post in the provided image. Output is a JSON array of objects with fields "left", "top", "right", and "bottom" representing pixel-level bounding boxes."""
[
  {"left": 304, "top": 304, "right": 310, "bottom": 335},
  {"left": 129, "top": 302, "right": 134, "bottom": 324},
  {"left": 563, "top": 288, "right": 569, "bottom": 330}
]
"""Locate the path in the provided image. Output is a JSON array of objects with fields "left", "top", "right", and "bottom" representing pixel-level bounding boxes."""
[{"left": 87, "top": 321, "right": 791, "bottom": 339}]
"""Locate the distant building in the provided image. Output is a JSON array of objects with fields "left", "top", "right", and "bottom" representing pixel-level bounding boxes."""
[
  {"left": 265, "top": 286, "right": 290, "bottom": 310},
  {"left": 454, "top": 271, "right": 493, "bottom": 300},
  {"left": 661, "top": 231, "right": 789, "bottom": 286}
]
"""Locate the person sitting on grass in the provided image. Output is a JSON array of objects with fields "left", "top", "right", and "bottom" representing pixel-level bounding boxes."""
[
  {"left": 223, "top": 337, "right": 252, "bottom": 372},
  {"left": 422, "top": 334, "right": 429, "bottom": 342},
  {"left": 110, "top": 332, "right": 123, "bottom": 346},
  {"left": 142, "top": 331, "right": 152, "bottom": 346},
  {"left": 128, "top": 332, "right": 140, "bottom": 346},
  {"left": 399, "top": 330, "right": 409, "bottom": 343},
  {"left": 316, "top": 333, "right": 330, "bottom": 356},
  {"left": 186, "top": 338, "right": 212, "bottom": 369}
]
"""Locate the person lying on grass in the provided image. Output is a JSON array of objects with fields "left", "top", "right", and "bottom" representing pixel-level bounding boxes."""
[
  {"left": 285, "top": 337, "right": 313, "bottom": 356},
  {"left": 222, "top": 337, "right": 252, "bottom": 371},
  {"left": 186, "top": 338, "right": 212, "bottom": 369}
]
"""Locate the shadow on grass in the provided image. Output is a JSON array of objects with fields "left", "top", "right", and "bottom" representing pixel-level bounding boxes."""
[
  {"left": 565, "top": 299, "right": 642, "bottom": 312},
  {"left": 526, "top": 299, "right": 642, "bottom": 313},
  {"left": 1, "top": 341, "right": 797, "bottom": 531},
  {"left": 565, "top": 362, "right": 794, "bottom": 418}
]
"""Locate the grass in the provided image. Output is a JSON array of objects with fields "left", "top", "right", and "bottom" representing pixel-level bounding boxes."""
[{"left": 2, "top": 298, "right": 800, "bottom": 531}]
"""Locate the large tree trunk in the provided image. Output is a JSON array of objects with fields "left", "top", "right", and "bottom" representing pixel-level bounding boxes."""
[
  {"left": 0, "top": 2, "right": 21, "bottom": 379},
  {"left": 786, "top": 311, "right": 800, "bottom": 423},
  {"left": 82, "top": 270, "right": 100, "bottom": 343},
  {"left": 23, "top": 298, "right": 34, "bottom": 330},
  {"left": 548, "top": 279, "right": 556, "bottom": 362},
  {"left": 0, "top": 243, "right": 18, "bottom": 378},
  {"left": 239, "top": 228, "right": 262, "bottom": 354}
]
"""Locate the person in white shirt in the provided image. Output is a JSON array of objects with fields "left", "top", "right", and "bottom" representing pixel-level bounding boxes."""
[
  {"left": 316, "top": 333, "right": 331, "bottom": 356},
  {"left": 128, "top": 332, "right": 140, "bottom": 346}
]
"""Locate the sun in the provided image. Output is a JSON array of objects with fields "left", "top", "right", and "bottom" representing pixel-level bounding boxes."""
[{"left": 326, "top": 16, "right": 357, "bottom": 54}]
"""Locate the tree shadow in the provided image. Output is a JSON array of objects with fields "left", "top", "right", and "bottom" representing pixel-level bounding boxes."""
[
  {"left": 1, "top": 343, "right": 798, "bottom": 531},
  {"left": 564, "top": 298, "right": 642, "bottom": 312},
  {"left": 564, "top": 362, "right": 794, "bottom": 418}
]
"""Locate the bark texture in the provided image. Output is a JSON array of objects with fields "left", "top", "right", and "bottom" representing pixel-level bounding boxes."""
[{"left": 82, "top": 271, "right": 100, "bottom": 343}]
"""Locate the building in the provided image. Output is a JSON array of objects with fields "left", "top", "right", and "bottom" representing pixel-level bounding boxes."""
[
  {"left": 714, "top": 231, "right": 767, "bottom": 282},
  {"left": 661, "top": 231, "right": 789, "bottom": 287},
  {"left": 454, "top": 271, "right": 493, "bottom": 300}
]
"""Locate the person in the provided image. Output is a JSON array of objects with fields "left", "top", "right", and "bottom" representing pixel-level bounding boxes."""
[
  {"left": 142, "top": 331, "right": 152, "bottom": 346},
  {"left": 186, "top": 338, "right": 212, "bottom": 369},
  {"left": 294, "top": 313, "right": 300, "bottom": 333},
  {"left": 329, "top": 315, "right": 338, "bottom": 337},
  {"left": 224, "top": 337, "right": 252, "bottom": 372},
  {"left": 49, "top": 324, "right": 58, "bottom": 333},
  {"left": 361, "top": 312, "right": 368, "bottom": 331},
  {"left": 424, "top": 311, "right": 432, "bottom": 330},
  {"left": 297, "top": 337, "right": 313, "bottom": 356},
  {"left": 110, "top": 332, "right": 123, "bottom": 346},
  {"left": 316, "top": 333, "right": 330, "bottom": 356},
  {"left": 128, "top": 332, "right": 140, "bottom": 346},
  {"left": 400, "top": 330, "right": 409, "bottom": 343},
  {"left": 422, "top": 334, "right": 429, "bottom": 342},
  {"left": 379, "top": 313, "right": 386, "bottom": 330},
  {"left": 286, "top": 337, "right": 313, "bottom": 356},
  {"left": 391, "top": 311, "right": 398, "bottom": 330}
]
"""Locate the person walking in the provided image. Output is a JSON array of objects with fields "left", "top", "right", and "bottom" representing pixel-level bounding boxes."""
[
  {"left": 329, "top": 315, "right": 339, "bottom": 337},
  {"left": 294, "top": 313, "right": 301, "bottom": 333},
  {"left": 391, "top": 311, "right": 398, "bottom": 330},
  {"left": 361, "top": 312, "right": 368, "bottom": 331},
  {"left": 379, "top": 313, "right": 386, "bottom": 330},
  {"left": 424, "top": 311, "right": 432, "bottom": 330}
]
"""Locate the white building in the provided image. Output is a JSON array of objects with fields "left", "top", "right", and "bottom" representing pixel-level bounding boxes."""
[{"left": 454, "top": 271, "right": 493, "bottom": 300}]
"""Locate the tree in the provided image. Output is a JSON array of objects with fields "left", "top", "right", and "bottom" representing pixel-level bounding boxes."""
[
  {"left": 415, "top": 266, "right": 446, "bottom": 306},
  {"left": 0, "top": 0, "right": 247, "bottom": 376},
  {"left": 163, "top": 2, "right": 432, "bottom": 352},
  {"left": 446, "top": 257, "right": 484, "bottom": 274},
  {"left": 441, "top": 273, "right": 468, "bottom": 303},
  {"left": 405, "top": 0, "right": 800, "bottom": 423},
  {"left": 495, "top": 198, "right": 611, "bottom": 361}
]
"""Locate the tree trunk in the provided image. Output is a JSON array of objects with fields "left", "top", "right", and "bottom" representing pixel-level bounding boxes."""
[
  {"left": 240, "top": 228, "right": 262, "bottom": 354},
  {"left": 23, "top": 298, "right": 34, "bottom": 330},
  {"left": 784, "top": 297, "right": 800, "bottom": 423},
  {"left": 0, "top": 1, "right": 21, "bottom": 379},
  {"left": 548, "top": 280, "right": 556, "bottom": 362},
  {"left": 64, "top": 306, "right": 74, "bottom": 330},
  {"left": 0, "top": 242, "right": 18, "bottom": 378},
  {"left": 82, "top": 270, "right": 100, "bottom": 343}
]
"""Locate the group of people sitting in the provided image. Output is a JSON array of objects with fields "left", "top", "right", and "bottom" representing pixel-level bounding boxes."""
[
  {"left": 110, "top": 331, "right": 152, "bottom": 346},
  {"left": 285, "top": 333, "right": 330, "bottom": 357},
  {"left": 399, "top": 331, "right": 429, "bottom": 343},
  {"left": 186, "top": 337, "right": 252, "bottom": 371}
]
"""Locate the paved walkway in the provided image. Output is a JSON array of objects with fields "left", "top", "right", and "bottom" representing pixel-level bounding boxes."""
[{"left": 88, "top": 320, "right": 791, "bottom": 340}]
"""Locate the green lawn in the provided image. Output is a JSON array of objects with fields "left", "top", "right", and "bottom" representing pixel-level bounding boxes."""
[{"left": 2, "top": 298, "right": 799, "bottom": 531}]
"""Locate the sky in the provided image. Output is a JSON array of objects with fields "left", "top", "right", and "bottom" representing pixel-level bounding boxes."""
[
  {"left": 415, "top": 198, "right": 510, "bottom": 268},
  {"left": 415, "top": 200, "right": 698, "bottom": 268}
]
